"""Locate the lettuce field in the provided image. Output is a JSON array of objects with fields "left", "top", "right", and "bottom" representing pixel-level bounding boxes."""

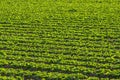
[{"left": 0, "top": 0, "right": 120, "bottom": 80}]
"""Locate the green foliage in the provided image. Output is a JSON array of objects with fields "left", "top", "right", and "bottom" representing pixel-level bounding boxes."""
[
  {"left": 0, "top": 0, "right": 120, "bottom": 79},
  {"left": 0, "top": 51, "right": 6, "bottom": 56}
]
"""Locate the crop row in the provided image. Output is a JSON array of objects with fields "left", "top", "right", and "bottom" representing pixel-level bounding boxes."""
[
  {"left": 0, "top": 59, "right": 120, "bottom": 79},
  {"left": 0, "top": 54, "right": 120, "bottom": 70}
]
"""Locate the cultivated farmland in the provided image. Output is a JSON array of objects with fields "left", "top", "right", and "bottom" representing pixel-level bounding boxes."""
[{"left": 0, "top": 0, "right": 120, "bottom": 80}]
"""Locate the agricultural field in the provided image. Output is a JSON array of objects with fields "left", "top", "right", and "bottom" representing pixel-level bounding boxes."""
[{"left": 0, "top": 0, "right": 120, "bottom": 80}]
